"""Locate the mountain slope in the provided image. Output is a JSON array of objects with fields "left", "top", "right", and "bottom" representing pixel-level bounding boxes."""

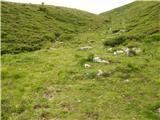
[
  {"left": 100, "top": 1, "right": 160, "bottom": 35},
  {"left": 1, "top": 2, "right": 105, "bottom": 54}
]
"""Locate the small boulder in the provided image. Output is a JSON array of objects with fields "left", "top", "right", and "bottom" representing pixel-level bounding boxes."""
[
  {"left": 97, "top": 70, "right": 104, "bottom": 76},
  {"left": 107, "top": 48, "right": 113, "bottom": 52},
  {"left": 132, "top": 47, "right": 141, "bottom": 53},
  {"left": 122, "top": 47, "right": 130, "bottom": 54},
  {"left": 93, "top": 56, "right": 110, "bottom": 64},
  {"left": 119, "top": 29, "right": 126, "bottom": 33},
  {"left": 113, "top": 50, "right": 124, "bottom": 55},
  {"left": 155, "top": 107, "right": 160, "bottom": 113},
  {"left": 79, "top": 46, "right": 92, "bottom": 51},
  {"left": 97, "top": 70, "right": 111, "bottom": 77},
  {"left": 84, "top": 64, "right": 91, "bottom": 68},
  {"left": 127, "top": 50, "right": 136, "bottom": 57},
  {"left": 124, "top": 79, "right": 130, "bottom": 83}
]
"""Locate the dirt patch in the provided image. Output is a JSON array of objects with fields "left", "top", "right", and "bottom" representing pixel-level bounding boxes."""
[
  {"left": 33, "top": 104, "right": 49, "bottom": 110},
  {"left": 60, "top": 103, "right": 73, "bottom": 112},
  {"left": 85, "top": 112, "right": 99, "bottom": 120},
  {"left": 43, "top": 91, "right": 55, "bottom": 100}
]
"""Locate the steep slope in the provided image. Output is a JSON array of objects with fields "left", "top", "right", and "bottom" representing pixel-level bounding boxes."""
[
  {"left": 1, "top": 2, "right": 105, "bottom": 54},
  {"left": 100, "top": 1, "right": 160, "bottom": 35}
]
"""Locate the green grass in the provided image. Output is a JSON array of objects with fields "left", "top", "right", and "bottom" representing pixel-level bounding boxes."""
[
  {"left": 1, "top": 1, "right": 106, "bottom": 54},
  {"left": 100, "top": 1, "right": 160, "bottom": 35},
  {"left": 1, "top": 1, "right": 160, "bottom": 120}
]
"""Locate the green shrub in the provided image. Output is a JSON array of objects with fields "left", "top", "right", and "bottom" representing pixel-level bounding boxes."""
[
  {"left": 55, "top": 32, "right": 61, "bottom": 38},
  {"left": 116, "top": 63, "right": 140, "bottom": 73},
  {"left": 104, "top": 34, "right": 143, "bottom": 47},
  {"left": 104, "top": 35, "right": 127, "bottom": 47},
  {"left": 145, "top": 34, "right": 160, "bottom": 43}
]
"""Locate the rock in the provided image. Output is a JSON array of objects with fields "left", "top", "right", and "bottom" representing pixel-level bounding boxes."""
[
  {"left": 113, "top": 47, "right": 140, "bottom": 57},
  {"left": 97, "top": 70, "right": 104, "bottom": 76},
  {"left": 127, "top": 50, "right": 136, "bottom": 57},
  {"left": 84, "top": 64, "right": 91, "bottom": 68},
  {"left": 155, "top": 107, "right": 160, "bottom": 113},
  {"left": 97, "top": 70, "right": 111, "bottom": 77},
  {"left": 79, "top": 46, "right": 92, "bottom": 51},
  {"left": 77, "top": 100, "right": 81, "bottom": 103},
  {"left": 49, "top": 47, "right": 56, "bottom": 51},
  {"left": 113, "top": 50, "right": 124, "bottom": 55},
  {"left": 132, "top": 47, "right": 141, "bottom": 53},
  {"left": 122, "top": 47, "right": 130, "bottom": 54},
  {"left": 93, "top": 56, "right": 110, "bottom": 64},
  {"left": 120, "top": 29, "right": 126, "bottom": 33},
  {"left": 107, "top": 48, "right": 113, "bottom": 52},
  {"left": 124, "top": 79, "right": 129, "bottom": 83}
]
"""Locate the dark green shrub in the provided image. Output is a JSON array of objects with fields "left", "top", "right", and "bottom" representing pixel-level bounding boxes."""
[
  {"left": 55, "top": 32, "right": 61, "bottom": 38},
  {"left": 104, "top": 34, "right": 143, "bottom": 47},
  {"left": 145, "top": 34, "right": 160, "bottom": 43},
  {"left": 116, "top": 63, "right": 140, "bottom": 73},
  {"left": 104, "top": 35, "right": 127, "bottom": 47},
  {"left": 112, "top": 29, "right": 120, "bottom": 33}
]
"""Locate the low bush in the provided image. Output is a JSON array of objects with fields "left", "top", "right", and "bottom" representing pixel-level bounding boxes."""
[
  {"left": 145, "top": 34, "right": 160, "bottom": 43},
  {"left": 79, "top": 53, "right": 94, "bottom": 65},
  {"left": 104, "top": 34, "right": 143, "bottom": 47},
  {"left": 104, "top": 35, "right": 127, "bottom": 47},
  {"left": 116, "top": 63, "right": 140, "bottom": 73}
]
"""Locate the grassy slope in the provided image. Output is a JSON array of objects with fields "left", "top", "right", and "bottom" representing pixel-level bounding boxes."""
[
  {"left": 1, "top": 2, "right": 105, "bottom": 54},
  {"left": 2, "top": 1, "right": 160, "bottom": 120},
  {"left": 100, "top": 1, "right": 160, "bottom": 35}
]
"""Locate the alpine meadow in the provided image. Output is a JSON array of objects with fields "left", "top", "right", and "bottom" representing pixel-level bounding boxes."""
[{"left": 1, "top": 1, "right": 160, "bottom": 120}]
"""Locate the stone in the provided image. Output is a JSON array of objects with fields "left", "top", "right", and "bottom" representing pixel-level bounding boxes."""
[
  {"left": 120, "top": 29, "right": 126, "bottom": 33},
  {"left": 79, "top": 46, "right": 92, "bottom": 51},
  {"left": 124, "top": 79, "right": 129, "bottom": 83},
  {"left": 107, "top": 48, "right": 113, "bottom": 52},
  {"left": 113, "top": 50, "right": 124, "bottom": 55},
  {"left": 93, "top": 56, "right": 110, "bottom": 64},
  {"left": 97, "top": 70, "right": 104, "bottom": 76},
  {"left": 155, "top": 107, "right": 160, "bottom": 113},
  {"left": 122, "top": 47, "right": 130, "bottom": 53},
  {"left": 132, "top": 47, "right": 141, "bottom": 53},
  {"left": 127, "top": 50, "right": 136, "bottom": 57},
  {"left": 77, "top": 100, "right": 81, "bottom": 103},
  {"left": 84, "top": 64, "right": 91, "bottom": 68}
]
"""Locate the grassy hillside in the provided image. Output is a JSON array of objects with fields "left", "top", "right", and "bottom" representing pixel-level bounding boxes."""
[
  {"left": 101, "top": 1, "right": 160, "bottom": 35},
  {"left": 1, "top": 2, "right": 105, "bottom": 54},
  {"left": 1, "top": 1, "right": 160, "bottom": 120}
]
